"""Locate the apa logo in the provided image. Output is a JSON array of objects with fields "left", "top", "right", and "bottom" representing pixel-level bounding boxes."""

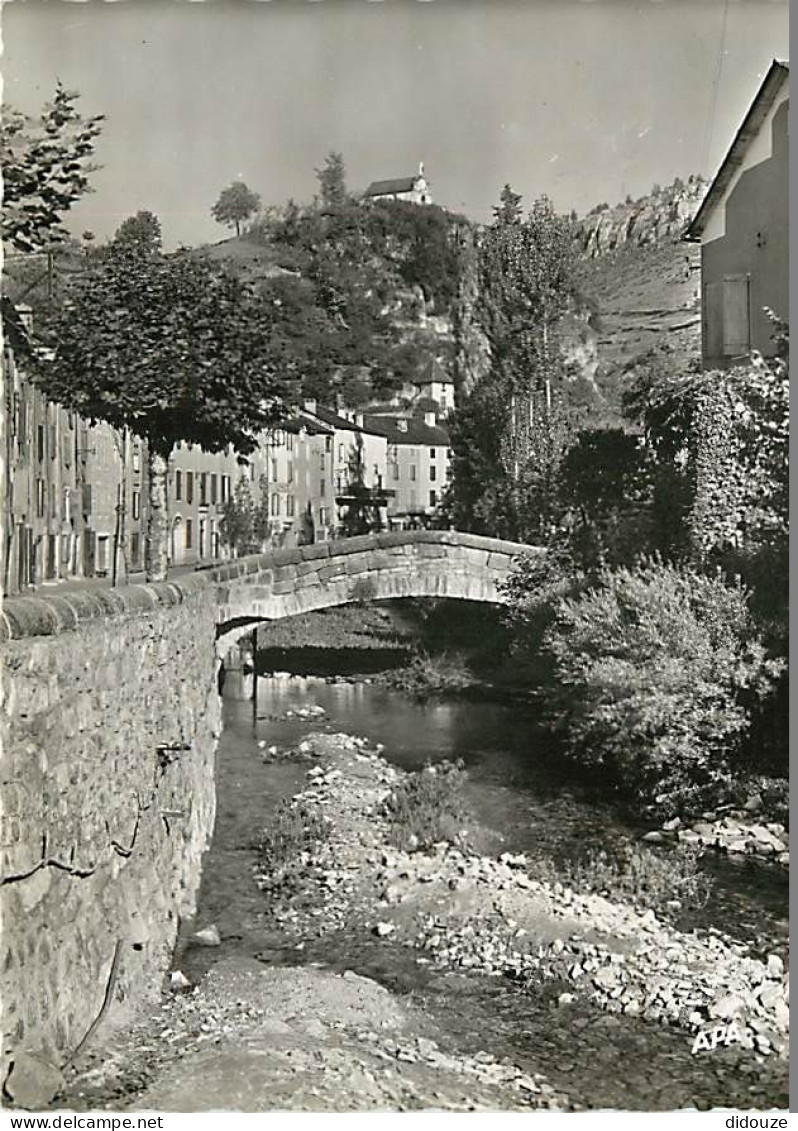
[{"left": 691, "top": 1021, "right": 750, "bottom": 1054}]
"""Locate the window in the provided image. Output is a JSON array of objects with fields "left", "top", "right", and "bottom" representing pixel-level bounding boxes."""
[
  {"left": 186, "top": 472, "right": 194, "bottom": 504},
  {"left": 410, "top": 465, "right": 417, "bottom": 482},
  {"left": 131, "top": 532, "right": 141, "bottom": 568},
  {"left": 175, "top": 470, "right": 183, "bottom": 501},
  {"left": 705, "top": 275, "right": 751, "bottom": 360},
  {"left": 430, "top": 466, "right": 437, "bottom": 482},
  {"left": 338, "top": 443, "right": 346, "bottom": 462},
  {"left": 325, "top": 436, "right": 332, "bottom": 453},
  {"left": 96, "top": 536, "right": 109, "bottom": 574},
  {"left": 49, "top": 423, "right": 57, "bottom": 459},
  {"left": 286, "top": 433, "right": 294, "bottom": 452},
  {"left": 320, "top": 479, "right": 326, "bottom": 497},
  {"left": 132, "top": 491, "right": 141, "bottom": 521},
  {"left": 392, "top": 463, "right": 399, "bottom": 480},
  {"left": 271, "top": 493, "right": 281, "bottom": 517},
  {"left": 200, "top": 473, "right": 208, "bottom": 506},
  {"left": 36, "top": 479, "right": 45, "bottom": 517},
  {"left": 221, "top": 475, "right": 230, "bottom": 503},
  {"left": 211, "top": 474, "right": 218, "bottom": 504},
  {"left": 429, "top": 490, "right": 437, "bottom": 507},
  {"left": 287, "top": 495, "right": 296, "bottom": 518},
  {"left": 319, "top": 507, "right": 327, "bottom": 526},
  {"left": 271, "top": 459, "right": 278, "bottom": 481},
  {"left": 287, "top": 460, "right": 294, "bottom": 484},
  {"left": 430, "top": 446, "right": 436, "bottom": 459},
  {"left": 37, "top": 425, "right": 45, "bottom": 463},
  {"left": 185, "top": 519, "right": 193, "bottom": 549},
  {"left": 132, "top": 446, "right": 141, "bottom": 473}
]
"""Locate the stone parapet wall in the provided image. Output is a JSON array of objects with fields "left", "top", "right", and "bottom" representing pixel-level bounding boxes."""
[{"left": 0, "top": 589, "right": 220, "bottom": 1080}]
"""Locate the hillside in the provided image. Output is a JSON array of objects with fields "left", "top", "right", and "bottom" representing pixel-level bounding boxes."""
[{"left": 573, "top": 176, "right": 708, "bottom": 397}]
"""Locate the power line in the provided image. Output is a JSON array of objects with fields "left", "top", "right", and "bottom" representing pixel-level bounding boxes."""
[{"left": 702, "top": 0, "right": 731, "bottom": 178}]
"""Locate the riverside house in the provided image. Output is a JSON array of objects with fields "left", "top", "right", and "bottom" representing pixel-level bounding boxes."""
[{"left": 686, "top": 59, "right": 789, "bottom": 367}]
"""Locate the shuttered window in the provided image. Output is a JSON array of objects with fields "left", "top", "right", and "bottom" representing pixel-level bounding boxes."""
[
  {"left": 704, "top": 282, "right": 724, "bottom": 361},
  {"left": 722, "top": 275, "right": 751, "bottom": 357},
  {"left": 703, "top": 275, "right": 750, "bottom": 361}
]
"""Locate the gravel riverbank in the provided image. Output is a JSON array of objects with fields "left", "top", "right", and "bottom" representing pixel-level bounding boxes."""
[{"left": 254, "top": 734, "right": 790, "bottom": 1061}]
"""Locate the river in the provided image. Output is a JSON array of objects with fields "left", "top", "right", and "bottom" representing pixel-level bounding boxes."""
[{"left": 175, "top": 674, "right": 789, "bottom": 1110}]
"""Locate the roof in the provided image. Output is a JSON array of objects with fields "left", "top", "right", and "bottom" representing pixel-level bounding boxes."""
[
  {"left": 363, "top": 415, "right": 450, "bottom": 446},
  {"left": 364, "top": 177, "right": 419, "bottom": 198},
  {"left": 417, "top": 357, "right": 454, "bottom": 386},
  {"left": 686, "top": 59, "right": 789, "bottom": 241},
  {"left": 304, "top": 404, "right": 386, "bottom": 438}
]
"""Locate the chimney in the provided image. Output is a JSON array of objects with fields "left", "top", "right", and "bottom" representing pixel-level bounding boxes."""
[
  {"left": 355, "top": 413, "right": 364, "bottom": 429},
  {"left": 396, "top": 419, "right": 408, "bottom": 434},
  {"left": 424, "top": 411, "right": 437, "bottom": 427},
  {"left": 303, "top": 398, "right": 317, "bottom": 415}
]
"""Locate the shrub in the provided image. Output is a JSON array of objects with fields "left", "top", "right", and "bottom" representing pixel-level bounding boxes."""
[
  {"left": 257, "top": 802, "right": 332, "bottom": 890},
  {"left": 543, "top": 559, "right": 783, "bottom": 815},
  {"left": 385, "top": 651, "right": 474, "bottom": 698},
  {"left": 531, "top": 843, "right": 712, "bottom": 913},
  {"left": 382, "top": 762, "right": 469, "bottom": 851}
]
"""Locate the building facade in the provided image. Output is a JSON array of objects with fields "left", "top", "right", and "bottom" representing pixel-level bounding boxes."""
[
  {"left": 3, "top": 315, "right": 148, "bottom": 594},
  {"left": 363, "top": 163, "right": 433, "bottom": 206},
  {"left": 686, "top": 60, "right": 789, "bottom": 368},
  {"left": 365, "top": 413, "right": 451, "bottom": 529}
]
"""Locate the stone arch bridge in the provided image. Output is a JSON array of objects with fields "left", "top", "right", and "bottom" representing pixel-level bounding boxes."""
[{"left": 213, "top": 530, "right": 541, "bottom": 653}]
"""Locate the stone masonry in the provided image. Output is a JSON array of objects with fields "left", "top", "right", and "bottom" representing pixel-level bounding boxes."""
[{"left": 0, "top": 579, "right": 221, "bottom": 1089}]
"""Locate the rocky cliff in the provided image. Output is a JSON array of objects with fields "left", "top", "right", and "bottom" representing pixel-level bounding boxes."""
[{"left": 576, "top": 176, "right": 708, "bottom": 259}]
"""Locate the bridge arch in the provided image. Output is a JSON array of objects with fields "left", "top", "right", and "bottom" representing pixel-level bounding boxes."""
[{"left": 213, "top": 530, "right": 540, "bottom": 655}]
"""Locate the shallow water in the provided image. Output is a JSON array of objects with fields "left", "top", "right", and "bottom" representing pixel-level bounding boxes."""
[{"left": 177, "top": 675, "right": 789, "bottom": 1110}]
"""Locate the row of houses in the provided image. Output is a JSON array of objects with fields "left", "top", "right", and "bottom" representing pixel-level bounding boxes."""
[{"left": 3, "top": 325, "right": 455, "bottom": 594}]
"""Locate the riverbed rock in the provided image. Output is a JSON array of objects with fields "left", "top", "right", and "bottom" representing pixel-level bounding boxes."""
[
  {"left": 4, "top": 1051, "right": 64, "bottom": 1109},
  {"left": 192, "top": 925, "right": 221, "bottom": 947}
]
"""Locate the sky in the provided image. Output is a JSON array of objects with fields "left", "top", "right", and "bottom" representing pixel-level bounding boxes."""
[{"left": 1, "top": 0, "right": 790, "bottom": 250}]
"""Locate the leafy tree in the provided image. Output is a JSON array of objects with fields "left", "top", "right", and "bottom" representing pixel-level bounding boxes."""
[
  {"left": 211, "top": 181, "right": 261, "bottom": 236},
  {"left": 32, "top": 235, "right": 286, "bottom": 580},
  {"left": 113, "top": 210, "right": 162, "bottom": 254},
  {"left": 447, "top": 195, "right": 580, "bottom": 541},
  {"left": 493, "top": 183, "right": 523, "bottom": 226},
  {"left": 315, "top": 151, "right": 348, "bottom": 209},
  {"left": 220, "top": 475, "right": 271, "bottom": 556},
  {"left": 1, "top": 83, "right": 103, "bottom": 253}
]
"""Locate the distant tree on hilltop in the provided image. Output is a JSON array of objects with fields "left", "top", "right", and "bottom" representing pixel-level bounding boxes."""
[
  {"left": 315, "top": 151, "right": 348, "bottom": 209},
  {"left": 212, "top": 181, "right": 262, "bottom": 236},
  {"left": 493, "top": 184, "right": 523, "bottom": 226},
  {"left": 113, "top": 210, "right": 162, "bottom": 254}
]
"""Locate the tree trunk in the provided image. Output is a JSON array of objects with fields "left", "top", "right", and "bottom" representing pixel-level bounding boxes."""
[
  {"left": 145, "top": 447, "right": 169, "bottom": 582},
  {"left": 112, "top": 427, "right": 129, "bottom": 588}
]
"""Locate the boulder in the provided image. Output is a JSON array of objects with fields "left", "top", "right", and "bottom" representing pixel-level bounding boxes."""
[
  {"left": 192, "top": 925, "right": 221, "bottom": 947},
  {"left": 766, "top": 954, "right": 785, "bottom": 979},
  {"left": 709, "top": 993, "right": 747, "bottom": 1020},
  {"left": 5, "top": 1052, "right": 64, "bottom": 1109}
]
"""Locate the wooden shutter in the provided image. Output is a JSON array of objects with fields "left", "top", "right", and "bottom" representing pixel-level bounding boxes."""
[
  {"left": 703, "top": 281, "right": 724, "bottom": 362},
  {"left": 722, "top": 274, "right": 751, "bottom": 357}
]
